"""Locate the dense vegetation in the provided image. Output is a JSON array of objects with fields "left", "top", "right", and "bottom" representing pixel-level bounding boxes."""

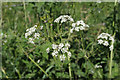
[{"left": 1, "top": 2, "right": 120, "bottom": 79}]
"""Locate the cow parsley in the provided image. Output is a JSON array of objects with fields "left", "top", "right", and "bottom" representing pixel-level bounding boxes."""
[
  {"left": 95, "top": 64, "right": 102, "bottom": 68},
  {"left": 70, "top": 20, "right": 89, "bottom": 33},
  {"left": 25, "top": 25, "right": 37, "bottom": 38},
  {"left": 54, "top": 15, "right": 74, "bottom": 23},
  {"left": 34, "top": 33, "right": 40, "bottom": 39},
  {"left": 60, "top": 54, "right": 66, "bottom": 61},
  {"left": 97, "top": 33, "right": 114, "bottom": 51},
  {"left": 28, "top": 38, "right": 34, "bottom": 44},
  {"left": 46, "top": 48, "right": 50, "bottom": 53},
  {"left": 47, "top": 43, "right": 72, "bottom": 61},
  {"left": 25, "top": 25, "right": 43, "bottom": 44}
]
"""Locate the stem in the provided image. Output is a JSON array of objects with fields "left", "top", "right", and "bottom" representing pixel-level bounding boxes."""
[
  {"left": 68, "top": 57, "right": 72, "bottom": 80},
  {"left": 109, "top": 45, "right": 113, "bottom": 78},
  {"left": 46, "top": 23, "right": 50, "bottom": 39},
  {"left": 50, "top": 24, "right": 54, "bottom": 42},
  {"left": 109, "top": 0, "right": 117, "bottom": 78},
  {"left": 1, "top": 67, "right": 9, "bottom": 79},
  {"left": 97, "top": 70, "right": 102, "bottom": 78},
  {"left": 109, "top": 33, "right": 115, "bottom": 78},
  {"left": 67, "top": 28, "right": 72, "bottom": 80},
  {"left": 23, "top": 0, "right": 27, "bottom": 28},
  {"left": 57, "top": 24, "right": 60, "bottom": 36},
  {"left": 15, "top": 68, "right": 21, "bottom": 78}
]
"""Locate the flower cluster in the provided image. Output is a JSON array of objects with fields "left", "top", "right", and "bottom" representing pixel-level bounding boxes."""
[
  {"left": 95, "top": 64, "right": 102, "bottom": 68},
  {"left": 25, "top": 25, "right": 42, "bottom": 44},
  {"left": 70, "top": 20, "right": 89, "bottom": 33},
  {"left": 34, "top": 33, "right": 40, "bottom": 39},
  {"left": 97, "top": 33, "right": 114, "bottom": 51},
  {"left": 25, "top": 25, "right": 37, "bottom": 38},
  {"left": 46, "top": 43, "right": 71, "bottom": 61},
  {"left": 54, "top": 15, "right": 74, "bottom": 23}
]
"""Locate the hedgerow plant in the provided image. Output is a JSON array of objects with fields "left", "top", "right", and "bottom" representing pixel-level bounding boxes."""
[{"left": 2, "top": 1, "right": 120, "bottom": 80}]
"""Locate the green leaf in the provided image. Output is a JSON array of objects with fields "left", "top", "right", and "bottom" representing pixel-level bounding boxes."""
[
  {"left": 40, "top": 41, "right": 52, "bottom": 60},
  {"left": 25, "top": 73, "right": 35, "bottom": 78},
  {"left": 78, "top": 52, "right": 84, "bottom": 58},
  {"left": 75, "top": 70, "right": 85, "bottom": 77},
  {"left": 42, "top": 65, "right": 54, "bottom": 79}
]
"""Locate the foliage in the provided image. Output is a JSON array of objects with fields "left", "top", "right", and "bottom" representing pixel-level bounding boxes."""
[{"left": 1, "top": 2, "right": 120, "bottom": 79}]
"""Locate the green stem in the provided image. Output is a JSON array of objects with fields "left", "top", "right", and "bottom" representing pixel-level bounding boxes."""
[
  {"left": 15, "top": 68, "right": 21, "bottom": 79},
  {"left": 1, "top": 67, "right": 9, "bottom": 79},
  {"left": 68, "top": 57, "right": 72, "bottom": 80},
  {"left": 23, "top": 0, "right": 27, "bottom": 28},
  {"left": 47, "top": 23, "right": 50, "bottom": 39},
  {"left": 97, "top": 70, "right": 102, "bottom": 78},
  {"left": 109, "top": 47, "right": 113, "bottom": 78},
  {"left": 50, "top": 24, "right": 54, "bottom": 42},
  {"left": 44, "top": 24, "right": 48, "bottom": 40},
  {"left": 109, "top": 0, "right": 117, "bottom": 78},
  {"left": 57, "top": 24, "right": 60, "bottom": 36},
  {"left": 68, "top": 28, "right": 72, "bottom": 80},
  {"left": 109, "top": 33, "right": 115, "bottom": 78}
]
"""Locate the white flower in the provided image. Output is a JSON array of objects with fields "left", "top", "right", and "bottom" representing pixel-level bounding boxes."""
[
  {"left": 71, "top": 20, "right": 89, "bottom": 33},
  {"left": 97, "top": 33, "right": 115, "bottom": 51},
  {"left": 84, "top": 24, "right": 89, "bottom": 28},
  {"left": 53, "top": 50, "right": 58, "bottom": 54},
  {"left": 69, "top": 17, "right": 74, "bottom": 22},
  {"left": 34, "top": 33, "right": 40, "bottom": 39},
  {"left": 46, "top": 48, "right": 50, "bottom": 53},
  {"left": 91, "top": 70, "right": 94, "bottom": 74},
  {"left": 97, "top": 33, "right": 110, "bottom": 40},
  {"left": 103, "top": 41, "right": 109, "bottom": 46},
  {"left": 65, "top": 43, "right": 70, "bottom": 48},
  {"left": 40, "top": 26, "right": 43, "bottom": 30},
  {"left": 109, "top": 36, "right": 114, "bottom": 42},
  {"left": 76, "top": 20, "right": 84, "bottom": 26},
  {"left": 4, "top": 40, "right": 7, "bottom": 43},
  {"left": 52, "top": 52, "right": 56, "bottom": 57},
  {"left": 37, "top": 60, "right": 40, "bottom": 63},
  {"left": 67, "top": 51, "right": 71, "bottom": 57},
  {"left": 70, "top": 28, "right": 74, "bottom": 33},
  {"left": 95, "top": 64, "right": 102, "bottom": 68},
  {"left": 61, "top": 47, "right": 68, "bottom": 53},
  {"left": 25, "top": 31, "right": 32, "bottom": 38},
  {"left": 1, "top": 33, "right": 3, "bottom": 36},
  {"left": 98, "top": 39, "right": 103, "bottom": 44},
  {"left": 34, "top": 25, "right": 37, "bottom": 28},
  {"left": 28, "top": 38, "right": 34, "bottom": 44},
  {"left": 30, "top": 26, "right": 36, "bottom": 32},
  {"left": 52, "top": 44, "right": 58, "bottom": 49},
  {"left": 54, "top": 18, "right": 59, "bottom": 23},
  {"left": 79, "top": 26, "right": 85, "bottom": 30},
  {"left": 72, "top": 23, "right": 76, "bottom": 28},
  {"left": 26, "top": 29, "right": 30, "bottom": 32},
  {"left": 75, "top": 27, "right": 80, "bottom": 31},
  {"left": 25, "top": 33, "right": 29, "bottom": 38},
  {"left": 60, "top": 54, "right": 66, "bottom": 61},
  {"left": 61, "top": 18, "right": 67, "bottom": 23},
  {"left": 54, "top": 15, "right": 74, "bottom": 23},
  {"left": 109, "top": 45, "right": 113, "bottom": 51},
  {"left": 25, "top": 25, "right": 37, "bottom": 38},
  {"left": 58, "top": 43, "right": 64, "bottom": 49},
  {"left": 59, "top": 55, "right": 63, "bottom": 61},
  {"left": 52, "top": 50, "right": 58, "bottom": 57}
]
